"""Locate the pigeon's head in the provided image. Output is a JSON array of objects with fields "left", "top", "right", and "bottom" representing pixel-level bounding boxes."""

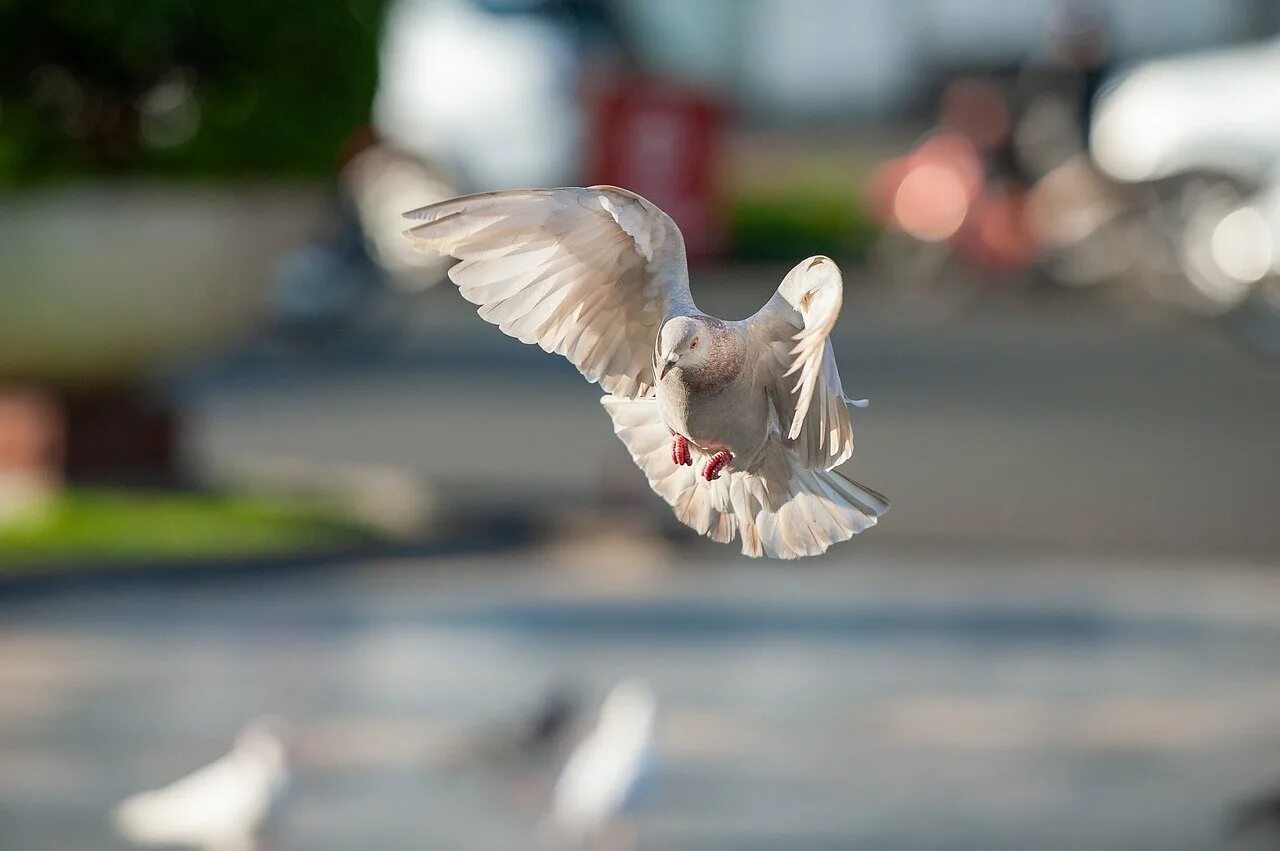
[
  {"left": 599, "top": 678, "right": 656, "bottom": 734},
  {"left": 235, "top": 716, "right": 292, "bottom": 766},
  {"left": 658, "top": 316, "right": 712, "bottom": 379}
]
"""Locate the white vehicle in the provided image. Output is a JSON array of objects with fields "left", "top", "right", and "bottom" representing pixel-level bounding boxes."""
[{"left": 1091, "top": 39, "right": 1280, "bottom": 342}]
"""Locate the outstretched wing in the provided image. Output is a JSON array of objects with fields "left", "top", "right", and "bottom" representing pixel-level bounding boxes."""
[
  {"left": 404, "top": 186, "right": 692, "bottom": 398},
  {"left": 744, "top": 256, "right": 856, "bottom": 470}
]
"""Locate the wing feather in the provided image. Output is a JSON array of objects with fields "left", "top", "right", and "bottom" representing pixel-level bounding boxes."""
[
  {"left": 404, "top": 186, "right": 692, "bottom": 398},
  {"left": 744, "top": 256, "right": 856, "bottom": 470},
  {"left": 602, "top": 396, "right": 887, "bottom": 559}
]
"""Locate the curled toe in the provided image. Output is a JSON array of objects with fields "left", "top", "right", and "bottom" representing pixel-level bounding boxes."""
[{"left": 701, "top": 451, "right": 731, "bottom": 481}]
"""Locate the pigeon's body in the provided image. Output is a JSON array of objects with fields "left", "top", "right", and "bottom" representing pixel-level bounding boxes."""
[
  {"left": 404, "top": 186, "right": 889, "bottom": 558},
  {"left": 113, "top": 719, "right": 288, "bottom": 851},
  {"left": 551, "top": 680, "right": 656, "bottom": 844},
  {"left": 446, "top": 684, "right": 581, "bottom": 768},
  {"left": 656, "top": 316, "right": 767, "bottom": 463}
]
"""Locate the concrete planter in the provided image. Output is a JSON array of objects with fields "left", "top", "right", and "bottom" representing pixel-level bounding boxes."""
[{"left": 0, "top": 183, "right": 326, "bottom": 385}]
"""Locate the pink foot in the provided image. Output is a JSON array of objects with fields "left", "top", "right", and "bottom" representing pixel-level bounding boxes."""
[
  {"left": 701, "top": 451, "right": 732, "bottom": 481},
  {"left": 671, "top": 435, "right": 692, "bottom": 467}
]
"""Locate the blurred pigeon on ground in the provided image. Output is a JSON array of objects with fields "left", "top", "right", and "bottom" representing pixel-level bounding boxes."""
[
  {"left": 1229, "top": 782, "right": 1280, "bottom": 846},
  {"left": 404, "top": 186, "right": 888, "bottom": 558},
  {"left": 113, "top": 718, "right": 289, "bottom": 851},
  {"left": 550, "top": 680, "right": 656, "bottom": 848},
  {"left": 519, "top": 684, "right": 581, "bottom": 758},
  {"left": 445, "top": 683, "right": 582, "bottom": 769}
]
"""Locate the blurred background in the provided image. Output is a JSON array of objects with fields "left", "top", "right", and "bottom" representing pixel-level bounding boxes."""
[{"left": 2, "top": 0, "right": 1280, "bottom": 849}]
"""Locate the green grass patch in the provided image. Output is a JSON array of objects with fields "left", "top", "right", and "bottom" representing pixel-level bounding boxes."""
[{"left": 0, "top": 489, "right": 376, "bottom": 570}]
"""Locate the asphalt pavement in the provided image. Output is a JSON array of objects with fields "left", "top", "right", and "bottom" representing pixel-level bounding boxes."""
[
  {"left": 185, "top": 270, "right": 1280, "bottom": 559},
  {"left": 2, "top": 554, "right": 1279, "bottom": 851},
  {"left": 4, "top": 271, "right": 1277, "bottom": 851}
]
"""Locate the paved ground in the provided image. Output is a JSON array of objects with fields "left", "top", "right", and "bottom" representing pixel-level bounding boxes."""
[
  {"left": 5, "top": 274, "right": 1278, "bottom": 850},
  {"left": 2, "top": 553, "right": 1279, "bottom": 851},
  {"left": 185, "top": 273, "right": 1280, "bottom": 559}
]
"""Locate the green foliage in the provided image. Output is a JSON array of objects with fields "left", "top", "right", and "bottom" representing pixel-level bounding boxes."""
[
  {"left": 729, "top": 188, "right": 879, "bottom": 265},
  {"left": 0, "top": 0, "right": 387, "bottom": 185},
  {"left": 0, "top": 489, "right": 375, "bottom": 567}
]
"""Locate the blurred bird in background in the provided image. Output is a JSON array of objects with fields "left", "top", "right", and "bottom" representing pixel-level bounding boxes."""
[
  {"left": 513, "top": 683, "right": 583, "bottom": 762},
  {"left": 1228, "top": 780, "right": 1280, "bottom": 849},
  {"left": 112, "top": 718, "right": 290, "bottom": 851},
  {"left": 550, "top": 679, "right": 657, "bottom": 850},
  {"left": 444, "top": 682, "right": 583, "bottom": 770}
]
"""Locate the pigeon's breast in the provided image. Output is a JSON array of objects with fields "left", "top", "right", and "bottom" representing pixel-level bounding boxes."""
[
  {"left": 656, "top": 373, "right": 697, "bottom": 440},
  {"left": 658, "top": 367, "right": 767, "bottom": 457},
  {"left": 656, "top": 320, "right": 768, "bottom": 455}
]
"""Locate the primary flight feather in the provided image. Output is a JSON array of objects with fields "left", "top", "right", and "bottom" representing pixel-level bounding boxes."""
[{"left": 404, "top": 185, "right": 888, "bottom": 559}]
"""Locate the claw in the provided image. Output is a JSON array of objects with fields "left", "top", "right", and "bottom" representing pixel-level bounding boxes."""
[
  {"left": 671, "top": 435, "right": 692, "bottom": 467},
  {"left": 701, "top": 451, "right": 732, "bottom": 481}
]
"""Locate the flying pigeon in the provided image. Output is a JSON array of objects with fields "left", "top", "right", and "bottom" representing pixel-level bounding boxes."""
[
  {"left": 112, "top": 718, "right": 290, "bottom": 851},
  {"left": 404, "top": 186, "right": 889, "bottom": 558},
  {"left": 550, "top": 679, "right": 656, "bottom": 846}
]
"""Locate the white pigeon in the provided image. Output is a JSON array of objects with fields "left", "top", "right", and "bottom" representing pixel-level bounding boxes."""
[
  {"left": 551, "top": 679, "right": 656, "bottom": 845},
  {"left": 404, "top": 186, "right": 889, "bottom": 559},
  {"left": 112, "top": 718, "right": 290, "bottom": 851}
]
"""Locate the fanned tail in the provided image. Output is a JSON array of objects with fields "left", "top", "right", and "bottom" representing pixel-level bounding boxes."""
[{"left": 601, "top": 395, "right": 888, "bottom": 559}]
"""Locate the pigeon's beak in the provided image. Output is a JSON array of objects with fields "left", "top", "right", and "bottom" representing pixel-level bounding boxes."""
[{"left": 659, "top": 353, "right": 678, "bottom": 380}]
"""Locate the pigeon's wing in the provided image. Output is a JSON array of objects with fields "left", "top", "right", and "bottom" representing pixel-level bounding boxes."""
[
  {"left": 744, "top": 256, "right": 855, "bottom": 470},
  {"left": 404, "top": 186, "right": 692, "bottom": 398},
  {"left": 603, "top": 396, "right": 887, "bottom": 559}
]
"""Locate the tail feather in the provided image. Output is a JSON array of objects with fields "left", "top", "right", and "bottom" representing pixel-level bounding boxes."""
[{"left": 601, "top": 395, "right": 888, "bottom": 559}]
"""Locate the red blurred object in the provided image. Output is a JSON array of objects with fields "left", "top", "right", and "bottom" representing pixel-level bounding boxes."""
[
  {"left": 940, "top": 78, "right": 1013, "bottom": 153},
  {"left": 867, "top": 132, "right": 983, "bottom": 242},
  {"left": 0, "top": 387, "right": 61, "bottom": 517},
  {"left": 867, "top": 131, "right": 1037, "bottom": 274},
  {"left": 953, "top": 191, "right": 1038, "bottom": 273},
  {"left": 587, "top": 77, "right": 725, "bottom": 261},
  {"left": 0, "top": 388, "right": 62, "bottom": 479},
  {"left": 0, "top": 385, "right": 182, "bottom": 492}
]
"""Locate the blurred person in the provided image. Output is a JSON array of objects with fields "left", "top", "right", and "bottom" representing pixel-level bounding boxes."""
[
  {"left": 112, "top": 718, "right": 290, "bottom": 851},
  {"left": 1029, "top": 0, "right": 1113, "bottom": 161},
  {"left": 867, "top": 102, "right": 1038, "bottom": 304},
  {"left": 549, "top": 680, "right": 656, "bottom": 850},
  {"left": 869, "top": 0, "right": 1124, "bottom": 294},
  {"left": 1015, "top": 0, "right": 1141, "bottom": 289},
  {"left": 875, "top": 0, "right": 1161, "bottom": 296}
]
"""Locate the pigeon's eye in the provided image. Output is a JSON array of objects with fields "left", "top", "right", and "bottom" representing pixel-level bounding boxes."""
[{"left": 690, "top": 338, "right": 699, "bottom": 349}]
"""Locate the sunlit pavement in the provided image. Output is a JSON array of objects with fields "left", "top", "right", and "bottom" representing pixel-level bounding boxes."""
[
  {"left": 2, "top": 552, "right": 1279, "bottom": 851},
  {"left": 10, "top": 274, "right": 1277, "bottom": 849},
  {"left": 185, "top": 273, "right": 1280, "bottom": 559}
]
